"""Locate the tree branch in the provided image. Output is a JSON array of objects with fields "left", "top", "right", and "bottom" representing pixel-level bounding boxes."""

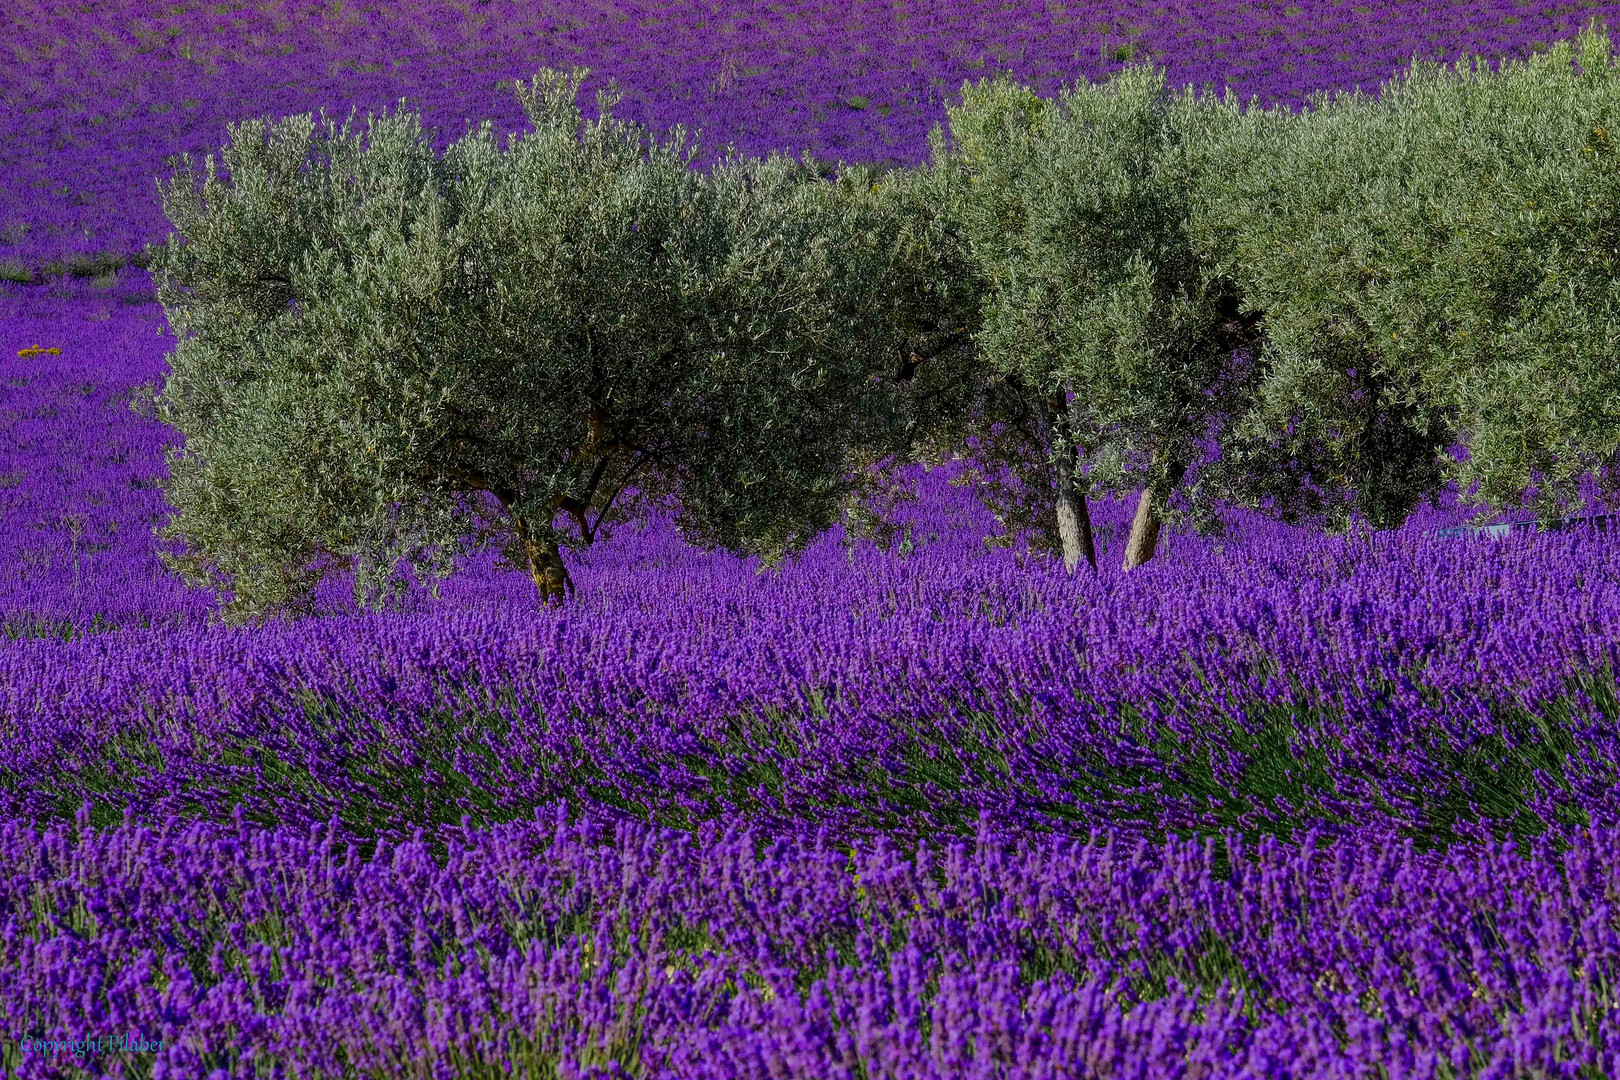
[{"left": 585, "top": 453, "right": 650, "bottom": 544}]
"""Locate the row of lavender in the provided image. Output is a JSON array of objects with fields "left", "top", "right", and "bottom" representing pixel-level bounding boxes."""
[
  {"left": 1, "top": 290, "right": 1615, "bottom": 839},
  {"left": 5, "top": 0, "right": 1620, "bottom": 273},
  {"left": 3, "top": 809, "right": 1616, "bottom": 1077},
  {"left": 4, "top": 508, "right": 1618, "bottom": 847},
  {"left": 3, "top": 485, "right": 1618, "bottom": 842}
]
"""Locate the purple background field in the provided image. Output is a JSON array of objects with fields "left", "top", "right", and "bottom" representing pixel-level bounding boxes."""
[{"left": 5, "top": 0, "right": 1620, "bottom": 272}]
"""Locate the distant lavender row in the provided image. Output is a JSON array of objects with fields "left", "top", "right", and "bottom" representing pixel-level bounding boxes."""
[
  {"left": 0, "top": 273, "right": 203, "bottom": 638},
  {"left": 0, "top": 272, "right": 1603, "bottom": 636},
  {"left": 5, "top": 0, "right": 1620, "bottom": 271},
  {"left": 3, "top": 808, "right": 1616, "bottom": 1078}
]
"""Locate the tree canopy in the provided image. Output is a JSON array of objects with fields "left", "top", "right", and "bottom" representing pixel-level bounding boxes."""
[
  {"left": 1193, "top": 26, "right": 1620, "bottom": 530},
  {"left": 918, "top": 66, "right": 1261, "bottom": 571},
  {"left": 151, "top": 69, "right": 920, "bottom": 619}
]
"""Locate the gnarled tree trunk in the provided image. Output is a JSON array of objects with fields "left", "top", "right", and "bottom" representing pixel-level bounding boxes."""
[
  {"left": 1122, "top": 459, "right": 1187, "bottom": 572},
  {"left": 1037, "top": 392, "right": 1097, "bottom": 573},
  {"left": 514, "top": 515, "right": 574, "bottom": 604}
]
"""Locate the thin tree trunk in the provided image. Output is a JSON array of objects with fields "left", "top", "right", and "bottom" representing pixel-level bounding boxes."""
[
  {"left": 1037, "top": 393, "right": 1097, "bottom": 573},
  {"left": 514, "top": 515, "right": 574, "bottom": 603},
  {"left": 1053, "top": 440, "right": 1098, "bottom": 573},
  {"left": 1122, "top": 460, "right": 1187, "bottom": 572},
  {"left": 1121, "top": 488, "right": 1162, "bottom": 572}
]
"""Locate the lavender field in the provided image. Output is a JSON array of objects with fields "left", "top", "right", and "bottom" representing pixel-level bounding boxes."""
[
  {"left": 4, "top": 2, "right": 1620, "bottom": 1077},
  {"left": 7, "top": 0, "right": 1620, "bottom": 275}
]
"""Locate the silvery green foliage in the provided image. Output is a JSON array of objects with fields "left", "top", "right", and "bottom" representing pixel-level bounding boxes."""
[
  {"left": 656, "top": 153, "right": 924, "bottom": 565},
  {"left": 930, "top": 66, "right": 1256, "bottom": 550},
  {"left": 150, "top": 70, "right": 912, "bottom": 619},
  {"left": 835, "top": 160, "right": 990, "bottom": 547},
  {"left": 1199, "top": 26, "right": 1620, "bottom": 526},
  {"left": 1396, "top": 27, "right": 1620, "bottom": 518}
]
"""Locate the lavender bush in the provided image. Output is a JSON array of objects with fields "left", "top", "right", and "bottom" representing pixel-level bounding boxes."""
[{"left": 5, "top": 809, "right": 1618, "bottom": 1077}]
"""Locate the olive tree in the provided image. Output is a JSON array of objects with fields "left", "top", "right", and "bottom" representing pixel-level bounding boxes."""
[
  {"left": 931, "top": 66, "right": 1260, "bottom": 572},
  {"left": 1187, "top": 82, "right": 1465, "bottom": 533},
  {"left": 1384, "top": 27, "right": 1620, "bottom": 520},
  {"left": 1194, "top": 27, "right": 1620, "bottom": 530},
  {"left": 150, "top": 70, "right": 915, "bottom": 619},
  {"left": 924, "top": 75, "right": 1098, "bottom": 571}
]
